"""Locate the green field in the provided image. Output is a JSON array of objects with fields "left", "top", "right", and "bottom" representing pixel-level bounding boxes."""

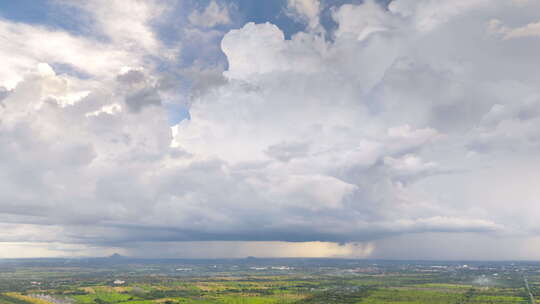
[{"left": 0, "top": 259, "right": 536, "bottom": 304}]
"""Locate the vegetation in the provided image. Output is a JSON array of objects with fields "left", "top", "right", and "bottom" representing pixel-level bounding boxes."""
[{"left": 0, "top": 259, "right": 537, "bottom": 304}]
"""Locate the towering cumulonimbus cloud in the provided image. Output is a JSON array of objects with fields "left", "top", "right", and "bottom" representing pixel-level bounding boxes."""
[{"left": 1, "top": 0, "right": 540, "bottom": 259}]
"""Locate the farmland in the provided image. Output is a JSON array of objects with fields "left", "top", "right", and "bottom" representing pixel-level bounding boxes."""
[{"left": 0, "top": 258, "right": 537, "bottom": 304}]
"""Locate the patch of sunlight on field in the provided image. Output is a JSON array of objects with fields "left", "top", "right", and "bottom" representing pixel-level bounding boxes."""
[
  {"left": 358, "top": 289, "right": 464, "bottom": 304},
  {"left": 4, "top": 293, "right": 52, "bottom": 304}
]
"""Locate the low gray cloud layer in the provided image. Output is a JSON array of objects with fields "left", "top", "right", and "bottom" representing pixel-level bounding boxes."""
[{"left": 1, "top": 0, "right": 540, "bottom": 259}]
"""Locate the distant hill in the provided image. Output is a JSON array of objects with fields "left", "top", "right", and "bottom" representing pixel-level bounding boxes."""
[{"left": 109, "top": 253, "right": 125, "bottom": 259}]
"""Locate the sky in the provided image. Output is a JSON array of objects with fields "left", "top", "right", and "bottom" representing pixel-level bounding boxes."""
[{"left": 0, "top": 0, "right": 540, "bottom": 260}]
